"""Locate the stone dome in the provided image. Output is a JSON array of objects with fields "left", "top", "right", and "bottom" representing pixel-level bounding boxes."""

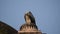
[{"left": 20, "top": 23, "right": 38, "bottom": 31}]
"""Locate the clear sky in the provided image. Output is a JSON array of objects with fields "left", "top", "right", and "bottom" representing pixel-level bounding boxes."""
[{"left": 0, "top": 0, "right": 60, "bottom": 34}]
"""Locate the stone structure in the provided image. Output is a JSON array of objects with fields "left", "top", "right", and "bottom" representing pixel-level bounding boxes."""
[
  {"left": 0, "top": 11, "right": 46, "bottom": 34},
  {"left": 0, "top": 21, "right": 18, "bottom": 34},
  {"left": 18, "top": 11, "right": 42, "bottom": 34}
]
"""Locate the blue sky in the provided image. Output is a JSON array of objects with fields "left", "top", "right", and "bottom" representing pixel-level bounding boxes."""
[{"left": 0, "top": 0, "right": 60, "bottom": 34}]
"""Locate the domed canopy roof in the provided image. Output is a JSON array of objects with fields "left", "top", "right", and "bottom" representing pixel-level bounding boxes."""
[
  {"left": 20, "top": 23, "right": 38, "bottom": 31},
  {"left": 0, "top": 21, "right": 17, "bottom": 34}
]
